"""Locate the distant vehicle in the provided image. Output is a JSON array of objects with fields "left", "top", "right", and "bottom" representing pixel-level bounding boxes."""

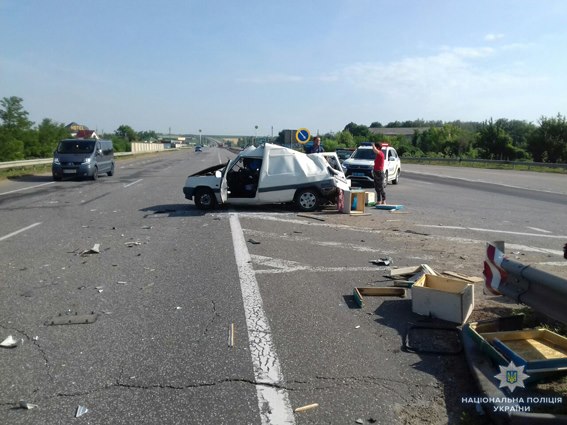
[
  {"left": 183, "top": 143, "right": 349, "bottom": 212},
  {"left": 341, "top": 143, "right": 401, "bottom": 187},
  {"left": 335, "top": 148, "right": 354, "bottom": 164},
  {"left": 195, "top": 145, "right": 203, "bottom": 152},
  {"left": 52, "top": 139, "right": 115, "bottom": 181}
]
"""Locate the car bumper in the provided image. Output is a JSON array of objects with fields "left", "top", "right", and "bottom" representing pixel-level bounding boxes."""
[
  {"left": 52, "top": 163, "right": 95, "bottom": 178},
  {"left": 183, "top": 186, "right": 195, "bottom": 200}
]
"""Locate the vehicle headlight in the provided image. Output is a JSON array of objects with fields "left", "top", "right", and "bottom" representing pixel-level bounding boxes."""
[
  {"left": 53, "top": 158, "right": 60, "bottom": 165},
  {"left": 82, "top": 158, "right": 91, "bottom": 164}
]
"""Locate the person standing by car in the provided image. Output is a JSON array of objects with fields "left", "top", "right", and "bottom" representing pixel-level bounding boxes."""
[
  {"left": 372, "top": 142, "right": 386, "bottom": 204},
  {"left": 307, "top": 136, "right": 325, "bottom": 153}
]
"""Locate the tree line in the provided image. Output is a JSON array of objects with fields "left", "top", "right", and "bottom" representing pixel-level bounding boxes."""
[
  {"left": 2, "top": 96, "right": 567, "bottom": 163},
  {"left": 0, "top": 97, "right": 158, "bottom": 162},
  {"left": 316, "top": 117, "right": 567, "bottom": 163}
]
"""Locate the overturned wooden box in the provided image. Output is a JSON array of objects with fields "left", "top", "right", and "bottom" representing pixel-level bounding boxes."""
[
  {"left": 483, "top": 328, "right": 567, "bottom": 371},
  {"left": 411, "top": 274, "right": 474, "bottom": 324}
]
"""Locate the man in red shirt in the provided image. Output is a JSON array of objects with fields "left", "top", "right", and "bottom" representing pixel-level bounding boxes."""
[{"left": 372, "top": 142, "right": 386, "bottom": 205}]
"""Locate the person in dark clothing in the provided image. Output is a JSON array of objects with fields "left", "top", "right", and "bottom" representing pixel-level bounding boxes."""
[
  {"left": 372, "top": 142, "right": 386, "bottom": 204},
  {"left": 307, "top": 136, "right": 325, "bottom": 153}
]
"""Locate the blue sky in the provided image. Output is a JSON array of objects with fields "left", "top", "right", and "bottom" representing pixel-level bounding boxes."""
[{"left": 1, "top": 0, "right": 566, "bottom": 136}]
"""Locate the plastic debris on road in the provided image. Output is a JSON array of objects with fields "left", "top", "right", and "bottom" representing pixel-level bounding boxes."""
[
  {"left": 19, "top": 400, "right": 39, "bottom": 409},
  {"left": 1, "top": 335, "right": 18, "bottom": 348},
  {"left": 75, "top": 405, "right": 88, "bottom": 417},
  {"left": 80, "top": 243, "right": 100, "bottom": 256}
]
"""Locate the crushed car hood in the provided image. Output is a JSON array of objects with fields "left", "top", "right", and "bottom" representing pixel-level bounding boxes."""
[{"left": 188, "top": 162, "right": 228, "bottom": 177}]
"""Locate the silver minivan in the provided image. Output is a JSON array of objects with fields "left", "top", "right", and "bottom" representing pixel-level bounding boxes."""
[{"left": 52, "top": 139, "right": 115, "bottom": 181}]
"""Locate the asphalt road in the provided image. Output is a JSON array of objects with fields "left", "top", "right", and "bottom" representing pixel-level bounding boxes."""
[{"left": 1, "top": 148, "right": 565, "bottom": 424}]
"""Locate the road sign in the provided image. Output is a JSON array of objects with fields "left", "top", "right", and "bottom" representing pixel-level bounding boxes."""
[{"left": 295, "top": 128, "right": 311, "bottom": 144}]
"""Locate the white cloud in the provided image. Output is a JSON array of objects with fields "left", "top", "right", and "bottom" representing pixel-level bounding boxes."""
[
  {"left": 485, "top": 33, "right": 505, "bottom": 42},
  {"left": 319, "top": 45, "right": 549, "bottom": 121}
]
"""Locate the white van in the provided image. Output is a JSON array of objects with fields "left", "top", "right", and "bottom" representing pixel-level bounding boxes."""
[
  {"left": 52, "top": 139, "right": 115, "bottom": 181},
  {"left": 183, "top": 143, "right": 349, "bottom": 211}
]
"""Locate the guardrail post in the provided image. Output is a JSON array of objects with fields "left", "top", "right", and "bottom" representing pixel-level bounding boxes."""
[{"left": 484, "top": 241, "right": 567, "bottom": 324}]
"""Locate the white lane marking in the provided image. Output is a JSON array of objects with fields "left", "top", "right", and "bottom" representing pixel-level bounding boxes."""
[
  {"left": 229, "top": 213, "right": 295, "bottom": 425},
  {"left": 416, "top": 224, "right": 567, "bottom": 239},
  {"left": 0, "top": 182, "right": 55, "bottom": 196},
  {"left": 527, "top": 226, "right": 552, "bottom": 234},
  {"left": 245, "top": 229, "right": 395, "bottom": 254},
  {"left": 252, "top": 254, "right": 384, "bottom": 274},
  {"left": 0, "top": 222, "right": 42, "bottom": 241},
  {"left": 123, "top": 179, "right": 143, "bottom": 188},
  {"left": 223, "top": 212, "right": 384, "bottom": 234}
]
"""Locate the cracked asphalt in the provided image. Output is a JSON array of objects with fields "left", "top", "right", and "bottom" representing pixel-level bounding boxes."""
[{"left": 1, "top": 148, "right": 565, "bottom": 424}]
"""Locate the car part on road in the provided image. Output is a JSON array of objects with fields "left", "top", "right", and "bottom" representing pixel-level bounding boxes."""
[{"left": 403, "top": 323, "right": 463, "bottom": 355}]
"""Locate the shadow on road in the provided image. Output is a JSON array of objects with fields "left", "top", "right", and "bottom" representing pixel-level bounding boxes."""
[{"left": 8, "top": 175, "right": 53, "bottom": 183}]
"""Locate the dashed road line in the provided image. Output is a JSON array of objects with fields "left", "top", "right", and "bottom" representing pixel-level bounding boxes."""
[
  {"left": 0, "top": 182, "right": 55, "bottom": 196},
  {"left": 416, "top": 224, "right": 566, "bottom": 239},
  {"left": 123, "top": 179, "right": 143, "bottom": 188},
  {"left": 0, "top": 222, "right": 42, "bottom": 241}
]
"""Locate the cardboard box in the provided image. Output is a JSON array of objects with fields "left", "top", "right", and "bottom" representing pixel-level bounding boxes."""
[{"left": 411, "top": 274, "right": 474, "bottom": 324}]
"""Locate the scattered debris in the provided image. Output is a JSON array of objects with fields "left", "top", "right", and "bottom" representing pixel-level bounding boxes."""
[
  {"left": 247, "top": 239, "right": 261, "bottom": 245},
  {"left": 19, "top": 400, "right": 39, "bottom": 410},
  {"left": 1, "top": 335, "right": 18, "bottom": 348},
  {"left": 80, "top": 243, "right": 100, "bottom": 256},
  {"left": 297, "top": 213, "right": 326, "bottom": 222},
  {"left": 75, "top": 405, "right": 88, "bottom": 418},
  {"left": 95, "top": 286, "right": 104, "bottom": 293},
  {"left": 46, "top": 312, "right": 99, "bottom": 326},
  {"left": 294, "top": 403, "right": 319, "bottom": 413},
  {"left": 412, "top": 274, "right": 474, "bottom": 324},
  {"left": 355, "top": 419, "right": 364, "bottom": 424},
  {"left": 117, "top": 281, "right": 127, "bottom": 285},
  {"left": 124, "top": 241, "right": 142, "bottom": 247},
  {"left": 353, "top": 287, "right": 406, "bottom": 308},
  {"left": 141, "top": 225, "right": 153, "bottom": 229},
  {"left": 228, "top": 323, "right": 235, "bottom": 348},
  {"left": 441, "top": 271, "right": 484, "bottom": 283},
  {"left": 375, "top": 204, "right": 404, "bottom": 211},
  {"left": 175, "top": 306, "right": 182, "bottom": 310},
  {"left": 355, "top": 325, "right": 361, "bottom": 329},
  {"left": 370, "top": 257, "right": 392, "bottom": 266}
]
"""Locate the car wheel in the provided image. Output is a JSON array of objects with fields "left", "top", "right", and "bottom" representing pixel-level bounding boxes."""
[
  {"left": 53, "top": 174, "right": 62, "bottom": 181},
  {"left": 384, "top": 170, "right": 389, "bottom": 185},
  {"left": 194, "top": 188, "right": 217, "bottom": 210},
  {"left": 392, "top": 169, "right": 400, "bottom": 185},
  {"left": 92, "top": 167, "right": 99, "bottom": 181},
  {"left": 107, "top": 163, "right": 114, "bottom": 176},
  {"left": 295, "top": 188, "right": 320, "bottom": 212}
]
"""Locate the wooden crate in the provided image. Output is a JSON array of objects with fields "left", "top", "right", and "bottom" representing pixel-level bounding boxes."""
[
  {"left": 340, "top": 190, "right": 366, "bottom": 214},
  {"left": 482, "top": 329, "right": 567, "bottom": 370},
  {"left": 411, "top": 274, "right": 474, "bottom": 324}
]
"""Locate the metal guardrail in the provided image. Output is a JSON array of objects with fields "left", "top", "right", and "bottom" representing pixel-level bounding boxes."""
[
  {"left": 484, "top": 241, "right": 567, "bottom": 325},
  {"left": 402, "top": 157, "right": 567, "bottom": 171},
  {"left": 0, "top": 152, "right": 134, "bottom": 170}
]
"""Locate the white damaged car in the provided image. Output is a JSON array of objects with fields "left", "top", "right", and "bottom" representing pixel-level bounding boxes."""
[{"left": 183, "top": 143, "right": 349, "bottom": 211}]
